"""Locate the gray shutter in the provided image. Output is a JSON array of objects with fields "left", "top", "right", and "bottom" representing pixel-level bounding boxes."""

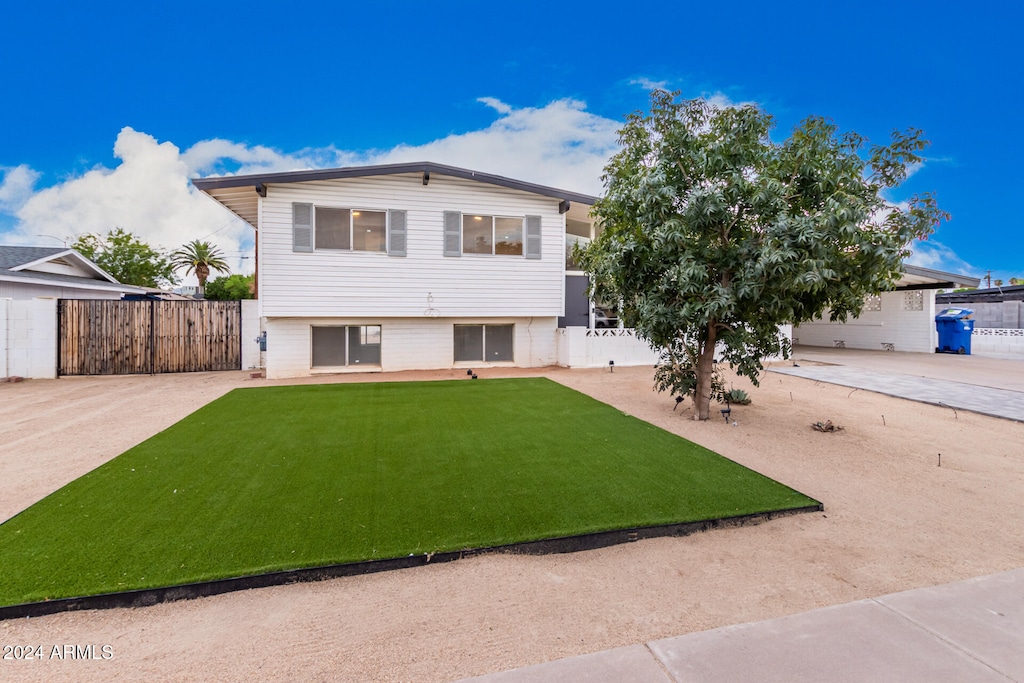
[
  {"left": 388, "top": 209, "right": 407, "bottom": 257},
  {"left": 525, "top": 215, "right": 542, "bottom": 259},
  {"left": 292, "top": 203, "right": 313, "bottom": 252},
  {"left": 443, "top": 211, "right": 462, "bottom": 257}
]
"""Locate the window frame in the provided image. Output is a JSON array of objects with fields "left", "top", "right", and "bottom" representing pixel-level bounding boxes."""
[
  {"left": 460, "top": 213, "right": 525, "bottom": 256},
  {"left": 452, "top": 323, "right": 515, "bottom": 363},
  {"left": 314, "top": 205, "right": 388, "bottom": 253},
  {"left": 310, "top": 324, "right": 383, "bottom": 369}
]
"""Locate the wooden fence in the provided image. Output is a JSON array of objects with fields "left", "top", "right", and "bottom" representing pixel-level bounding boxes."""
[{"left": 58, "top": 300, "right": 242, "bottom": 376}]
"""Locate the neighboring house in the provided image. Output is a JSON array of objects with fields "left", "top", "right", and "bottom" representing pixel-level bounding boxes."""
[
  {"left": 0, "top": 246, "right": 145, "bottom": 379},
  {"left": 792, "top": 265, "right": 980, "bottom": 353},
  {"left": 194, "top": 162, "right": 605, "bottom": 378},
  {"left": 0, "top": 246, "right": 145, "bottom": 299}
]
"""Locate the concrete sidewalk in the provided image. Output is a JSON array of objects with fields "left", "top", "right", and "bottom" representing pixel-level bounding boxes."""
[
  {"left": 461, "top": 568, "right": 1024, "bottom": 682},
  {"left": 769, "top": 364, "right": 1024, "bottom": 422}
]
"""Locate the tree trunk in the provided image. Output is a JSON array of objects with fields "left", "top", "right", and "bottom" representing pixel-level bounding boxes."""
[
  {"left": 196, "top": 264, "right": 210, "bottom": 288},
  {"left": 694, "top": 320, "right": 718, "bottom": 420}
]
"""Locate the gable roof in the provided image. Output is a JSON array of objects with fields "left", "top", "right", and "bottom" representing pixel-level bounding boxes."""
[
  {"left": 0, "top": 245, "right": 145, "bottom": 294},
  {"left": 193, "top": 161, "right": 600, "bottom": 228}
]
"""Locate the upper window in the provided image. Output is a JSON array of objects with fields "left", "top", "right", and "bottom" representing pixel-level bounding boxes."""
[
  {"left": 292, "top": 203, "right": 406, "bottom": 256},
  {"left": 445, "top": 212, "right": 541, "bottom": 259},
  {"left": 462, "top": 215, "right": 523, "bottom": 255},
  {"left": 316, "top": 208, "right": 386, "bottom": 252}
]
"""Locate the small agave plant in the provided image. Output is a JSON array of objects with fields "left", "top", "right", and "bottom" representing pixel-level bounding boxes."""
[{"left": 724, "top": 388, "right": 751, "bottom": 405}]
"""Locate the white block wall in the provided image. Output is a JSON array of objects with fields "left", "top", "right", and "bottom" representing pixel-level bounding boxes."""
[
  {"left": 240, "top": 300, "right": 263, "bottom": 370},
  {"left": 555, "top": 327, "right": 660, "bottom": 368},
  {"left": 264, "top": 316, "right": 558, "bottom": 378},
  {"left": 793, "top": 290, "right": 938, "bottom": 353},
  {"left": 0, "top": 298, "right": 57, "bottom": 379},
  {"left": 970, "top": 329, "right": 1024, "bottom": 357}
]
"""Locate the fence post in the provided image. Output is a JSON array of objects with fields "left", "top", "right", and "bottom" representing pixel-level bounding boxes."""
[{"left": 149, "top": 300, "right": 156, "bottom": 375}]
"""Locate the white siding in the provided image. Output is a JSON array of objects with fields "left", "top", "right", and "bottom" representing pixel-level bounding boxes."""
[
  {"left": 258, "top": 173, "right": 565, "bottom": 318},
  {"left": 264, "top": 316, "right": 558, "bottom": 378},
  {"left": 0, "top": 281, "right": 125, "bottom": 300},
  {"left": 793, "top": 290, "right": 938, "bottom": 353}
]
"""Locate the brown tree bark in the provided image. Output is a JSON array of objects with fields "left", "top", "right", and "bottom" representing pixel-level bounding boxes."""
[{"left": 694, "top": 320, "right": 718, "bottom": 420}]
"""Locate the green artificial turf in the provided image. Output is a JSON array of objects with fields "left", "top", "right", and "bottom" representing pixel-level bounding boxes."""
[{"left": 0, "top": 378, "right": 817, "bottom": 606}]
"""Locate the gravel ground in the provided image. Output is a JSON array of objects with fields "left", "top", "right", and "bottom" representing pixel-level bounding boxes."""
[{"left": 1, "top": 362, "right": 1022, "bottom": 682}]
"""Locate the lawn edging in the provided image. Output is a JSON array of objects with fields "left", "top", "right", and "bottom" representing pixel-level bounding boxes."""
[{"left": 0, "top": 504, "right": 821, "bottom": 621}]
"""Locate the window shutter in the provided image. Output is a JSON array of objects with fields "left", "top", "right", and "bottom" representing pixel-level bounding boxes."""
[
  {"left": 292, "top": 203, "right": 314, "bottom": 252},
  {"left": 443, "top": 211, "right": 461, "bottom": 257},
  {"left": 388, "top": 209, "right": 407, "bottom": 257},
  {"left": 525, "top": 215, "right": 542, "bottom": 259}
]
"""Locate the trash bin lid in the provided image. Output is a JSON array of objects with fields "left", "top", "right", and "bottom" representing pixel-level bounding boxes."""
[{"left": 936, "top": 308, "right": 973, "bottom": 321}]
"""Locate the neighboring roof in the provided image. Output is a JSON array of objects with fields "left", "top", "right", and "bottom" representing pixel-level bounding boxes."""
[
  {"left": 192, "top": 161, "right": 600, "bottom": 228},
  {"left": 0, "top": 245, "right": 66, "bottom": 271},
  {"left": 897, "top": 264, "right": 980, "bottom": 290},
  {"left": 0, "top": 245, "right": 145, "bottom": 294},
  {"left": 938, "top": 284, "right": 1024, "bottom": 303}
]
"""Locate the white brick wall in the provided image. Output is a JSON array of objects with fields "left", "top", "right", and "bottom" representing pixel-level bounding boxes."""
[
  {"left": 264, "top": 316, "right": 558, "bottom": 378},
  {"left": 794, "top": 290, "right": 938, "bottom": 353},
  {"left": 0, "top": 298, "right": 57, "bottom": 379},
  {"left": 240, "top": 300, "right": 263, "bottom": 370},
  {"left": 555, "top": 327, "right": 660, "bottom": 368}
]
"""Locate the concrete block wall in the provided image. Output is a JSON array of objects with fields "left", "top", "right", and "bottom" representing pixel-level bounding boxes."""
[
  {"left": 795, "top": 290, "right": 938, "bottom": 353},
  {"left": 264, "top": 316, "right": 559, "bottom": 379},
  {"left": 240, "top": 300, "right": 263, "bottom": 370},
  {"left": 970, "top": 329, "right": 1024, "bottom": 357},
  {"left": 0, "top": 298, "right": 57, "bottom": 379},
  {"left": 555, "top": 327, "right": 660, "bottom": 368},
  {"left": 936, "top": 301, "right": 1023, "bottom": 329}
]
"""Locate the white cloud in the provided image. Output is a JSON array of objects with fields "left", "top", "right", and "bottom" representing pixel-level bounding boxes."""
[
  {"left": 0, "top": 165, "right": 41, "bottom": 213},
  {"left": 9, "top": 128, "right": 254, "bottom": 279},
  {"left": 367, "top": 98, "right": 618, "bottom": 195},
  {"left": 905, "top": 240, "right": 978, "bottom": 277},
  {"left": 630, "top": 77, "right": 670, "bottom": 91},
  {"left": 0, "top": 99, "right": 623, "bottom": 284},
  {"left": 477, "top": 97, "right": 514, "bottom": 115}
]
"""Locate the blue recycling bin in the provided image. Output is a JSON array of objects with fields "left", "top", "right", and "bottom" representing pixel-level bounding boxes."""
[{"left": 935, "top": 308, "right": 974, "bottom": 355}]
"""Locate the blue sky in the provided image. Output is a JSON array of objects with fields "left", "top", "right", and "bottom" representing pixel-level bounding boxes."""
[{"left": 1, "top": 0, "right": 1020, "bottom": 284}]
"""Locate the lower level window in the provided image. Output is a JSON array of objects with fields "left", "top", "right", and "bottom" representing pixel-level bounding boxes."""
[
  {"left": 311, "top": 325, "right": 382, "bottom": 367},
  {"left": 453, "top": 324, "right": 514, "bottom": 362}
]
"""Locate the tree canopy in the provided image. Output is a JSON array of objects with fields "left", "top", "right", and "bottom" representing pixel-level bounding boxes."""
[
  {"left": 171, "top": 240, "right": 229, "bottom": 288},
  {"left": 581, "top": 91, "right": 947, "bottom": 420},
  {"left": 203, "top": 273, "right": 255, "bottom": 300},
  {"left": 72, "top": 228, "right": 177, "bottom": 288}
]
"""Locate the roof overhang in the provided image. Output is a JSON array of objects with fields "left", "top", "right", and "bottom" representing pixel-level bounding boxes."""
[
  {"left": 192, "top": 162, "right": 600, "bottom": 229},
  {"left": 11, "top": 248, "right": 122, "bottom": 284},
  {"left": 894, "top": 264, "right": 981, "bottom": 290},
  {"left": 0, "top": 271, "right": 146, "bottom": 294}
]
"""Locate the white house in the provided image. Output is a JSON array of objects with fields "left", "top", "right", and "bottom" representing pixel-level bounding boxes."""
[
  {"left": 194, "top": 162, "right": 638, "bottom": 379},
  {"left": 792, "top": 264, "right": 980, "bottom": 353},
  {"left": 0, "top": 246, "right": 145, "bottom": 379},
  {"left": 0, "top": 246, "right": 145, "bottom": 300}
]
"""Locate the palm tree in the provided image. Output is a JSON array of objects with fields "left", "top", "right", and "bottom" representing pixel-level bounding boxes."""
[{"left": 171, "top": 240, "right": 229, "bottom": 289}]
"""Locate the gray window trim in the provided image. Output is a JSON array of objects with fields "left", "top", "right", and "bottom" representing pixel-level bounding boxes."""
[
  {"left": 388, "top": 209, "right": 407, "bottom": 257},
  {"left": 292, "top": 203, "right": 314, "bottom": 252},
  {"left": 525, "top": 215, "right": 542, "bottom": 259}
]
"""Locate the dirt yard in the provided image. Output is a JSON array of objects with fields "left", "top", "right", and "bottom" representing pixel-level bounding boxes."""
[{"left": 1, "top": 362, "right": 1022, "bottom": 682}]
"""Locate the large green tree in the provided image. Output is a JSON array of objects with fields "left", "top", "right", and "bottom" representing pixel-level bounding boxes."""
[
  {"left": 203, "top": 273, "right": 255, "bottom": 300},
  {"left": 72, "top": 228, "right": 178, "bottom": 288},
  {"left": 581, "top": 92, "right": 946, "bottom": 420},
  {"left": 171, "top": 240, "right": 229, "bottom": 289}
]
